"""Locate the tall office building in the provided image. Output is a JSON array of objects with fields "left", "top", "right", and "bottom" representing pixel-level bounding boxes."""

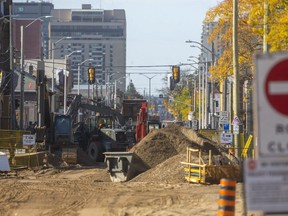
[
  {"left": 49, "top": 4, "right": 127, "bottom": 93},
  {"left": 13, "top": 1, "right": 54, "bottom": 59}
]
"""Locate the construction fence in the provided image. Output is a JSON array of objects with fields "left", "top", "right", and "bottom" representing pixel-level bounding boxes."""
[
  {"left": 181, "top": 148, "right": 242, "bottom": 184},
  {"left": 0, "top": 130, "right": 45, "bottom": 169}
]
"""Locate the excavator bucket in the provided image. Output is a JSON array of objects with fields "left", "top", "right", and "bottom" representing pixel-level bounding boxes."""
[{"left": 104, "top": 152, "right": 148, "bottom": 182}]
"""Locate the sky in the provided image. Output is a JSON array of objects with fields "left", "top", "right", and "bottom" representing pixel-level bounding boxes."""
[{"left": 17, "top": 0, "right": 220, "bottom": 95}]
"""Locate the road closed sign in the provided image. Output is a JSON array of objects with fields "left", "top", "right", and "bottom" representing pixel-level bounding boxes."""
[
  {"left": 255, "top": 52, "right": 288, "bottom": 157},
  {"left": 244, "top": 158, "right": 288, "bottom": 213}
]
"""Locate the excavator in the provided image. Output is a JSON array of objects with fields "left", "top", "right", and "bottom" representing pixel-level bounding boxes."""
[
  {"left": 135, "top": 101, "right": 162, "bottom": 143},
  {"left": 122, "top": 99, "right": 161, "bottom": 143},
  {"left": 105, "top": 100, "right": 161, "bottom": 182},
  {"left": 47, "top": 95, "right": 129, "bottom": 163}
]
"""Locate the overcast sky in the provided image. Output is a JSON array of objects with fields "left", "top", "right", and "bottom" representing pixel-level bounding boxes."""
[{"left": 16, "top": 0, "right": 220, "bottom": 94}]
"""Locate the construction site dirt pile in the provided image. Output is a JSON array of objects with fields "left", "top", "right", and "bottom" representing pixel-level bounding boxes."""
[
  {"left": 130, "top": 124, "right": 236, "bottom": 169},
  {"left": 131, "top": 153, "right": 187, "bottom": 183},
  {"left": 129, "top": 124, "right": 239, "bottom": 183}
]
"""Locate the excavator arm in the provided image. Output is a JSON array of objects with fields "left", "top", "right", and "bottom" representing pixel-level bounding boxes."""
[{"left": 66, "top": 95, "right": 125, "bottom": 127}]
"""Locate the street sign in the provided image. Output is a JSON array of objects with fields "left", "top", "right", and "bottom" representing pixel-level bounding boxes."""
[
  {"left": 223, "top": 123, "right": 229, "bottom": 131},
  {"left": 23, "top": 134, "right": 35, "bottom": 146},
  {"left": 192, "top": 119, "right": 198, "bottom": 130},
  {"left": 233, "top": 124, "right": 239, "bottom": 134},
  {"left": 255, "top": 52, "right": 288, "bottom": 157},
  {"left": 244, "top": 158, "right": 288, "bottom": 213},
  {"left": 220, "top": 132, "right": 233, "bottom": 144},
  {"left": 231, "top": 115, "right": 242, "bottom": 125},
  {"left": 219, "top": 111, "right": 229, "bottom": 124}
]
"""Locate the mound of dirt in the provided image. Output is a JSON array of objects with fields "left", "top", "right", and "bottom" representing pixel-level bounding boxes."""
[
  {"left": 130, "top": 125, "right": 197, "bottom": 168},
  {"left": 127, "top": 124, "right": 240, "bottom": 183},
  {"left": 131, "top": 154, "right": 187, "bottom": 183},
  {"left": 130, "top": 124, "right": 234, "bottom": 170}
]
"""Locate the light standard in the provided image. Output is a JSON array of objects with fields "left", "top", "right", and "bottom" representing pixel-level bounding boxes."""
[
  {"left": 63, "top": 50, "right": 81, "bottom": 114},
  {"left": 20, "top": 15, "right": 51, "bottom": 129},
  {"left": 114, "top": 76, "right": 126, "bottom": 109},
  {"left": 184, "top": 63, "right": 199, "bottom": 127},
  {"left": 77, "top": 59, "right": 93, "bottom": 95},
  {"left": 186, "top": 40, "right": 219, "bottom": 129},
  {"left": 140, "top": 74, "right": 157, "bottom": 103},
  {"left": 51, "top": 36, "right": 72, "bottom": 112},
  {"left": 7, "top": 9, "right": 19, "bottom": 129},
  {"left": 188, "top": 46, "right": 209, "bottom": 129}
]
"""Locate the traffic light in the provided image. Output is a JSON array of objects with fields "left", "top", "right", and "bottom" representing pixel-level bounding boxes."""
[
  {"left": 88, "top": 67, "right": 95, "bottom": 84},
  {"left": 169, "top": 76, "right": 175, "bottom": 91},
  {"left": 172, "top": 65, "right": 180, "bottom": 83}
]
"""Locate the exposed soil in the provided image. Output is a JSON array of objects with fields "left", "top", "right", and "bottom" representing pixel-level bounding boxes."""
[{"left": 0, "top": 125, "right": 252, "bottom": 216}]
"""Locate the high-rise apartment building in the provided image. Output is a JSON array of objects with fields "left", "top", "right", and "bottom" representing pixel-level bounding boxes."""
[
  {"left": 49, "top": 4, "right": 127, "bottom": 92},
  {"left": 200, "top": 22, "right": 220, "bottom": 65}
]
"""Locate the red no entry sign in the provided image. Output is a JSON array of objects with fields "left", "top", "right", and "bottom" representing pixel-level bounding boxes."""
[
  {"left": 256, "top": 53, "right": 288, "bottom": 157},
  {"left": 265, "top": 59, "right": 288, "bottom": 116}
]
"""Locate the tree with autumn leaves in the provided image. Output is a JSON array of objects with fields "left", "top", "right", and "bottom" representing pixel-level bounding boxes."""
[
  {"left": 161, "top": 68, "right": 197, "bottom": 121},
  {"left": 205, "top": 0, "right": 288, "bottom": 81},
  {"left": 164, "top": 0, "right": 288, "bottom": 123}
]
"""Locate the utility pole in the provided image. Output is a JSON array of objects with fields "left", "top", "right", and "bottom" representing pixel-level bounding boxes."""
[
  {"left": 106, "top": 69, "right": 110, "bottom": 106},
  {"left": 198, "top": 67, "right": 202, "bottom": 129},
  {"left": 20, "top": 25, "right": 24, "bottom": 129},
  {"left": 211, "top": 42, "right": 215, "bottom": 129},
  {"left": 204, "top": 59, "right": 208, "bottom": 128},
  {"left": 233, "top": 0, "right": 240, "bottom": 157},
  {"left": 201, "top": 61, "right": 205, "bottom": 128},
  {"left": 263, "top": 0, "right": 269, "bottom": 53},
  {"left": 37, "top": 61, "right": 45, "bottom": 127},
  {"left": 9, "top": 2, "right": 15, "bottom": 130}
]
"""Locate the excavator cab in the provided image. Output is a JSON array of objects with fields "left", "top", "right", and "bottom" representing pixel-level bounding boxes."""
[{"left": 147, "top": 120, "right": 161, "bottom": 132}]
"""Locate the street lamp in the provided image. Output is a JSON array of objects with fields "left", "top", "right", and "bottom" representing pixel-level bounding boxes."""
[
  {"left": 19, "top": 15, "right": 52, "bottom": 129},
  {"left": 186, "top": 41, "right": 219, "bottom": 129},
  {"left": 185, "top": 40, "right": 217, "bottom": 58},
  {"left": 51, "top": 36, "right": 72, "bottom": 112},
  {"left": 77, "top": 59, "right": 93, "bottom": 95},
  {"left": 63, "top": 50, "right": 81, "bottom": 114},
  {"left": 140, "top": 74, "right": 157, "bottom": 103},
  {"left": 114, "top": 76, "right": 126, "bottom": 109},
  {"left": 187, "top": 45, "right": 208, "bottom": 129}
]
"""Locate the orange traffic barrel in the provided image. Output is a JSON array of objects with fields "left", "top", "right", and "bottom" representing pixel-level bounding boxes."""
[{"left": 217, "top": 178, "right": 236, "bottom": 216}]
